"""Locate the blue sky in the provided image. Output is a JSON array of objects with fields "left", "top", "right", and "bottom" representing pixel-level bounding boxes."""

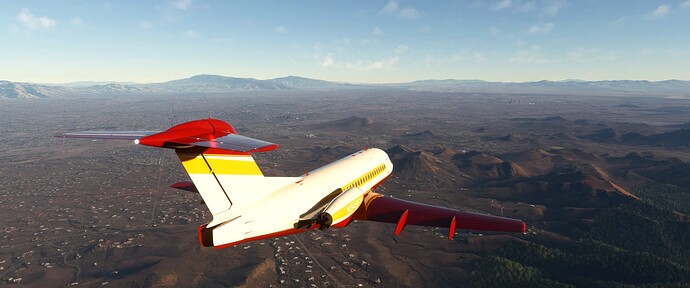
[{"left": 2, "top": 0, "right": 690, "bottom": 83}]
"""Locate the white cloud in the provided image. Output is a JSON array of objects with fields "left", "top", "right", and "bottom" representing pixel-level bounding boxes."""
[
  {"left": 492, "top": 0, "right": 568, "bottom": 16},
  {"left": 159, "top": 0, "right": 192, "bottom": 22},
  {"left": 682, "top": 0, "right": 690, "bottom": 9},
  {"left": 346, "top": 57, "right": 399, "bottom": 71},
  {"left": 491, "top": 0, "right": 512, "bottom": 11},
  {"left": 381, "top": 0, "right": 399, "bottom": 14},
  {"left": 542, "top": 0, "right": 567, "bottom": 16},
  {"left": 322, "top": 55, "right": 334, "bottom": 67},
  {"left": 372, "top": 26, "right": 383, "bottom": 35},
  {"left": 420, "top": 25, "right": 432, "bottom": 32},
  {"left": 274, "top": 25, "right": 287, "bottom": 34},
  {"left": 380, "top": 0, "right": 421, "bottom": 20},
  {"left": 649, "top": 4, "right": 671, "bottom": 18},
  {"left": 528, "top": 22, "right": 554, "bottom": 34},
  {"left": 318, "top": 43, "right": 406, "bottom": 71},
  {"left": 171, "top": 0, "right": 192, "bottom": 10},
  {"left": 16, "top": 8, "right": 56, "bottom": 30},
  {"left": 516, "top": 1, "right": 536, "bottom": 12},
  {"left": 398, "top": 7, "right": 421, "bottom": 19}
]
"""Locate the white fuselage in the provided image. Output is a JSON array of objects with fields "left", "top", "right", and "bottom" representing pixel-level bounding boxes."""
[{"left": 210, "top": 148, "right": 393, "bottom": 247}]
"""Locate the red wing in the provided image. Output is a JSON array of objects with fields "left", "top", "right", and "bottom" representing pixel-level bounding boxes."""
[{"left": 356, "top": 195, "right": 525, "bottom": 239}]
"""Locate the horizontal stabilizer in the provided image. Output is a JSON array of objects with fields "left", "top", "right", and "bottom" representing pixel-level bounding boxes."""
[
  {"left": 58, "top": 118, "right": 278, "bottom": 153},
  {"left": 135, "top": 119, "right": 278, "bottom": 153},
  {"left": 185, "top": 134, "right": 278, "bottom": 153}
]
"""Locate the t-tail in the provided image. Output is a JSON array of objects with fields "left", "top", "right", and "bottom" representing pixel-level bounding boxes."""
[{"left": 59, "top": 118, "right": 298, "bottom": 245}]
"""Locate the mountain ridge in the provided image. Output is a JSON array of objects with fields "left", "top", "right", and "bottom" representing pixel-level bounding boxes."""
[{"left": 2, "top": 75, "right": 690, "bottom": 99}]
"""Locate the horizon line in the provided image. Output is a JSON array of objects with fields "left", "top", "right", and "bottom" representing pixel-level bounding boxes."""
[{"left": 3, "top": 74, "right": 690, "bottom": 86}]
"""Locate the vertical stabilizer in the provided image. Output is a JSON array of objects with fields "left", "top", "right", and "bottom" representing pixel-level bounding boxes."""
[
  {"left": 176, "top": 148, "right": 264, "bottom": 215},
  {"left": 176, "top": 148, "right": 298, "bottom": 216}
]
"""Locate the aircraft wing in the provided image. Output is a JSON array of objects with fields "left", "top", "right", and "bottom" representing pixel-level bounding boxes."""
[{"left": 358, "top": 194, "right": 525, "bottom": 239}]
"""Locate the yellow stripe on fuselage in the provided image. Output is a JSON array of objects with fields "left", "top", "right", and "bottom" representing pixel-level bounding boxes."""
[
  {"left": 341, "top": 163, "right": 386, "bottom": 191},
  {"left": 330, "top": 163, "right": 385, "bottom": 223},
  {"left": 177, "top": 153, "right": 263, "bottom": 175}
]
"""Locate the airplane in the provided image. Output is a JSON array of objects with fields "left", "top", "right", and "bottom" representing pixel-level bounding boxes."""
[{"left": 59, "top": 118, "right": 525, "bottom": 249}]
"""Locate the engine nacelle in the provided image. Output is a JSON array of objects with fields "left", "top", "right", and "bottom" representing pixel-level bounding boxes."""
[{"left": 321, "top": 187, "right": 365, "bottom": 227}]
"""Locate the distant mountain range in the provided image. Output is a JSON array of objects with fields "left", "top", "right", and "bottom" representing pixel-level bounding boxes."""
[
  {"left": 2, "top": 75, "right": 690, "bottom": 99},
  {"left": 394, "top": 79, "right": 690, "bottom": 97},
  {"left": 0, "top": 75, "right": 353, "bottom": 99},
  {"left": 0, "top": 80, "right": 72, "bottom": 99}
]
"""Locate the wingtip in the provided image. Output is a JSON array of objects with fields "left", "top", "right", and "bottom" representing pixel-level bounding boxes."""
[{"left": 248, "top": 143, "right": 279, "bottom": 153}]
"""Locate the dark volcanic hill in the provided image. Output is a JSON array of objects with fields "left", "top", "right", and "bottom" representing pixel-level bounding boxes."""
[
  {"left": 386, "top": 145, "right": 461, "bottom": 186},
  {"left": 387, "top": 146, "right": 643, "bottom": 212},
  {"left": 452, "top": 150, "right": 528, "bottom": 181},
  {"left": 578, "top": 128, "right": 645, "bottom": 144},
  {"left": 644, "top": 129, "right": 690, "bottom": 147},
  {"left": 481, "top": 163, "right": 635, "bottom": 208},
  {"left": 395, "top": 130, "right": 439, "bottom": 144},
  {"left": 579, "top": 128, "right": 619, "bottom": 143},
  {"left": 580, "top": 128, "right": 690, "bottom": 147}
]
